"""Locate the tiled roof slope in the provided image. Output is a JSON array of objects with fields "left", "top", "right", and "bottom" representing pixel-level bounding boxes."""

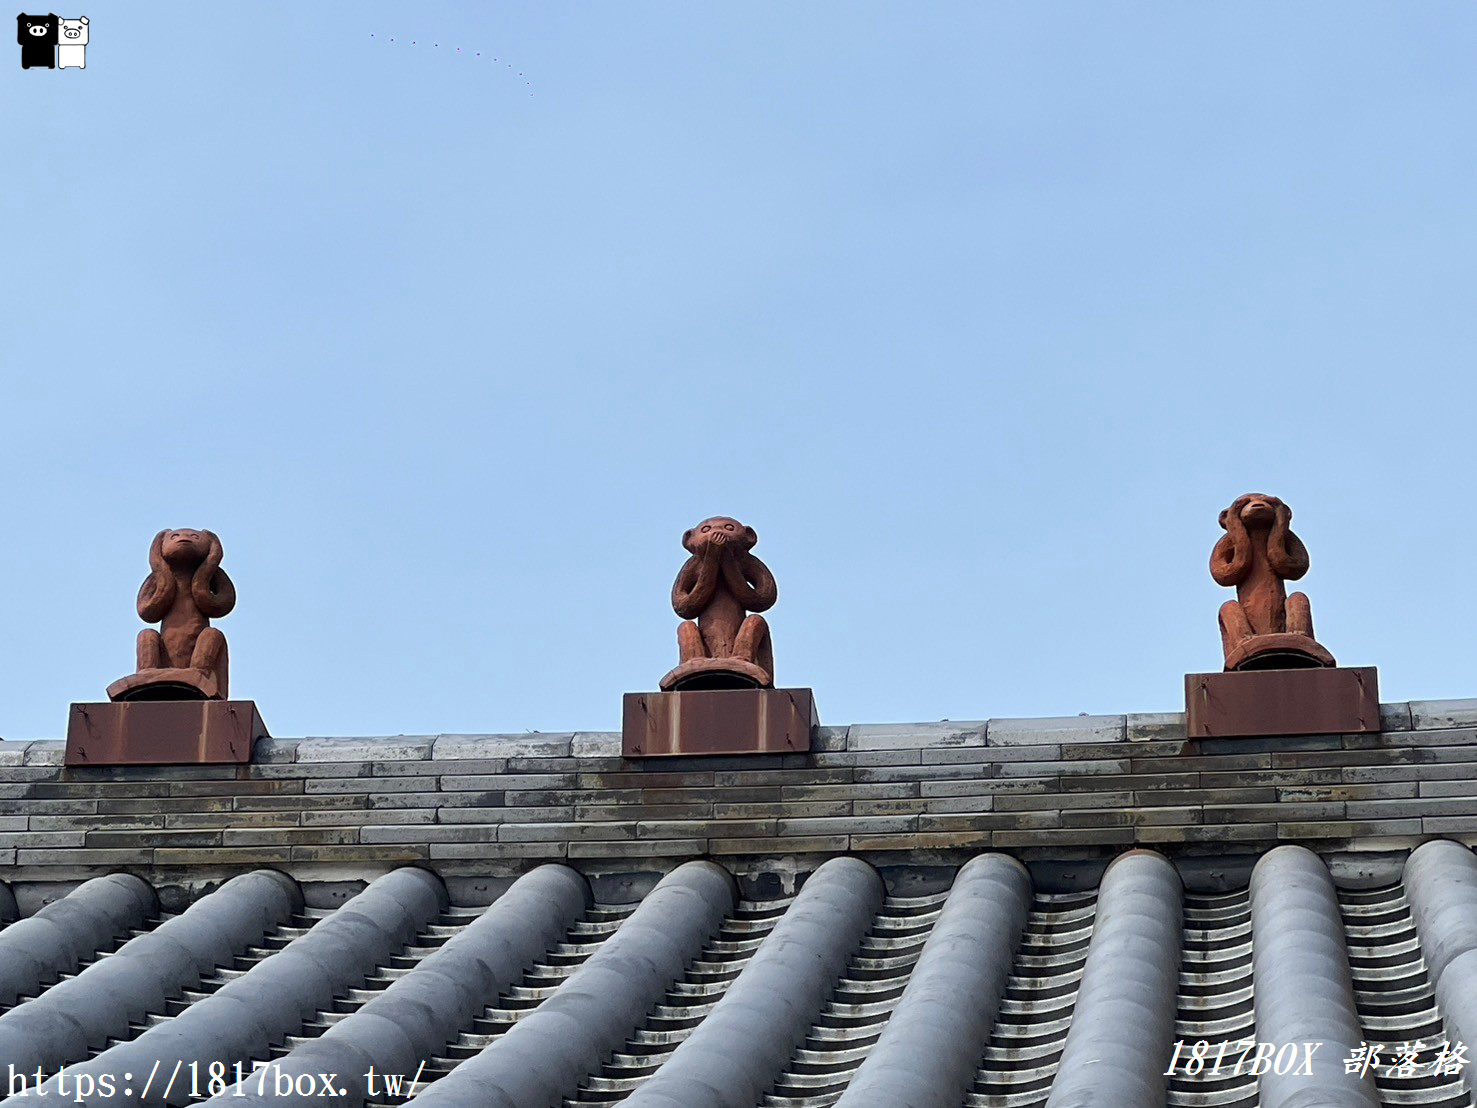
[
  {"left": 4, "top": 701, "right": 1477, "bottom": 1105},
  {"left": 2, "top": 843, "right": 1476, "bottom": 1108},
  {"left": 0, "top": 700, "right": 1475, "bottom": 893}
]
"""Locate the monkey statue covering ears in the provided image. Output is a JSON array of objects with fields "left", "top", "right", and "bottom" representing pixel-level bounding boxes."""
[
  {"left": 1211, "top": 494, "right": 1335, "bottom": 671},
  {"left": 106, "top": 528, "right": 237, "bottom": 701}
]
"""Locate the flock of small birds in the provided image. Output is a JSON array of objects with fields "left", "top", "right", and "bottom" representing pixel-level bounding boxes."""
[{"left": 369, "top": 33, "right": 534, "bottom": 96}]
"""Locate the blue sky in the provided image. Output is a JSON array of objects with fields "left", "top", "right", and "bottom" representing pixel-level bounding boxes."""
[{"left": 3, "top": 3, "right": 1474, "bottom": 740}]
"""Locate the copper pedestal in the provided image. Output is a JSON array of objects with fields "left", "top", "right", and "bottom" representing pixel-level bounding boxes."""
[
  {"left": 1222, "top": 633, "right": 1336, "bottom": 673},
  {"left": 65, "top": 700, "right": 268, "bottom": 766},
  {"left": 1184, "top": 667, "right": 1379, "bottom": 739},
  {"left": 106, "top": 667, "right": 221, "bottom": 702},
  {"left": 622, "top": 688, "right": 817, "bottom": 757},
  {"left": 659, "top": 656, "right": 772, "bottom": 692}
]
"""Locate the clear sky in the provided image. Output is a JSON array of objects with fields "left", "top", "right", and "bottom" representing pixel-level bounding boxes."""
[{"left": 3, "top": 3, "right": 1474, "bottom": 740}]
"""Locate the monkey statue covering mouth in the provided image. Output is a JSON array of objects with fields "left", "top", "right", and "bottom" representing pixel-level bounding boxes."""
[{"left": 660, "top": 516, "right": 779, "bottom": 691}]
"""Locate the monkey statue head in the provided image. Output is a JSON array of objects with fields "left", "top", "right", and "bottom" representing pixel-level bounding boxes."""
[
  {"left": 139, "top": 528, "right": 236, "bottom": 622},
  {"left": 160, "top": 528, "right": 212, "bottom": 566},
  {"left": 1213, "top": 494, "right": 1307, "bottom": 587},
  {"left": 1218, "top": 493, "right": 1287, "bottom": 534},
  {"left": 682, "top": 516, "right": 758, "bottom": 556}
]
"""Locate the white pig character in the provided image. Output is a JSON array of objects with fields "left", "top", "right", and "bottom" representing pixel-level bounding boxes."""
[{"left": 57, "top": 16, "right": 87, "bottom": 70}]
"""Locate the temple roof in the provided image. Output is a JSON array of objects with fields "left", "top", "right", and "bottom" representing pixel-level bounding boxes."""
[
  {"left": 2, "top": 842, "right": 1476, "bottom": 1107},
  {"left": 3, "top": 700, "right": 1477, "bottom": 1107}
]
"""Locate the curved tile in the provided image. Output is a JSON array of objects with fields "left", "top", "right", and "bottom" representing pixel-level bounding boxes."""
[
  {"left": 1339, "top": 879, "right": 1465, "bottom": 1108},
  {"left": 570, "top": 896, "right": 790, "bottom": 1102},
  {"left": 0, "top": 873, "right": 157, "bottom": 1008},
  {"left": 411, "top": 860, "right": 736, "bottom": 1108},
  {"left": 1044, "top": 849, "right": 1183, "bottom": 1108},
  {"left": 217, "top": 868, "right": 587, "bottom": 1108},
  {"left": 0, "top": 869, "right": 300, "bottom": 1082},
  {"left": 206, "top": 864, "right": 589, "bottom": 1108},
  {"left": 23, "top": 867, "right": 446, "bottom": 1107},
  {"left": 1402, "top": 839, "right": 1477, "bottom": 1088},
  {"left": 838, "top": 853, "right": 1031, "bottom": 1108},
  {"left": 1404, "top": 839, "right": 1477, "bottom": 990},
  {"left": 1168, "top": 888, "right": 1256, "bottom": 1108},
  {"left": 413, "top": 899, "right": 637, "bottom": 1089},
  {"left": 1250, "top": 845, "right": 1379, "bottom": 1108},
  {"left": 970, "top": 889, "right": 1097, "bottom": 1106},
  {"left": 623, "top": 856, "right": 884, "bottom": 1108},
  {"left": 761, "top": 890, "right": 943, "bottom": 1106}
]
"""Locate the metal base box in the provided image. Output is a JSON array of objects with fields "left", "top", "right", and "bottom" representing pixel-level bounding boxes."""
[
  {"left": 622, "top": 688, "right": 817, "bottom": 757},
  {"left": 65, "top": 700, "right": 269, "bottom": 766},
  {"left": 1184, "top": 667, "right": 1379, "bottom": 739}
]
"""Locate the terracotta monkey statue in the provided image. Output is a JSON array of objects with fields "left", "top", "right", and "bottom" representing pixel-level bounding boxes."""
[
  {"left": 107, "top": 529, "right": 237, "bottom": 700},
  {"left": 660, "top": 516, "right": 778, "bottom": 690},
  {"left": 1210, "top": 494, "right": 1334, "bottom": 671}
]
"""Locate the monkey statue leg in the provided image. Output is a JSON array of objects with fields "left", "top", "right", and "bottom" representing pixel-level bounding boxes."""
[
  {"left": 1218, "top": 600, "right": 1253, "bottom": 660},
  {"left": 1286, "top": 592, "right": 1315, "bottom": 639},
  {"left": 755, "top": 623, "right": 775, "bottom": 684},
  {"left": 677, "top": 620, "right": 707, "bottom": 662},
  {"left": 735, "top": 615, "right": 774, "bottom": 682},
  {"left": 136, "top": 628, "right": 165, "bottom": 672},
  {"left": 191, "top": 628, "right": 229, "bottom": 697}
]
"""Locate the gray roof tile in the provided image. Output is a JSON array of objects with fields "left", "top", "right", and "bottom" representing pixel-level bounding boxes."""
[
  {"left": 2, "top": 701, "right": 1475, "bottom": 1106},
  {"left": 0, "top": 844, "right": 1471, "bottom": 1108}
]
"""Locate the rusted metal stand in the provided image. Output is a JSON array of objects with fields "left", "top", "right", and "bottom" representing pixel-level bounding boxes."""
[
  {"left": 622, "top": 688, "right": 817, "bottom": 757},
  {"left": 65, "top": 700, "right": 268, "bottom": 766},
  {"left": 1184, "top": 667, "right": 1379, "bottom": 739}
]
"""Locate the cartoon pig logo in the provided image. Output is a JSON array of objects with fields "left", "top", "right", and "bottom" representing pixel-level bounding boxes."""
[{"left": 57, "top": 15, "right": 86, "bottom": 69}]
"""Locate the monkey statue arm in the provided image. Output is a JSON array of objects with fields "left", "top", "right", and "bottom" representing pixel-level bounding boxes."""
[
  {"left": 1210, "top": 514, "right": 1252, "bottom": 586},
  {"left": 137, "top": 576, "right": 174, "bottom": 623},
  {"left": 1265, "top": 504, "right": 1310, "bottom": 580},
  {"left": 194, "top": 568, "right": 237, "bottom": 619},
  {"left": 190, "top": 534, "right": 237, "bottom": 619},
  {"left": 136, "top": 530, "right": 176, "bottom": 623},
  {"left": 720, "top": 551, "right": 778, "bottom": 613},
  {"left": 672, "top": 549, "right": 722, "bottom": 619}
]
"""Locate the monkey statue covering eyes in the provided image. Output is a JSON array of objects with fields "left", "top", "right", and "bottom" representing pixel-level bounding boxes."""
[
  {"left": 1210, "top": 494, "right": 1335, "bottom": 672},
  {"left": 106, "top": 529, "right": 237, "bottom": 701},
  {"left": 660, "top": 516, "right": 778, "bottom": 691}
]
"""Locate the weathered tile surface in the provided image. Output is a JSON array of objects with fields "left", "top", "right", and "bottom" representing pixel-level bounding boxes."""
[{"left": 0, "top": 700, "right": 1471, "bottom": 880}]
